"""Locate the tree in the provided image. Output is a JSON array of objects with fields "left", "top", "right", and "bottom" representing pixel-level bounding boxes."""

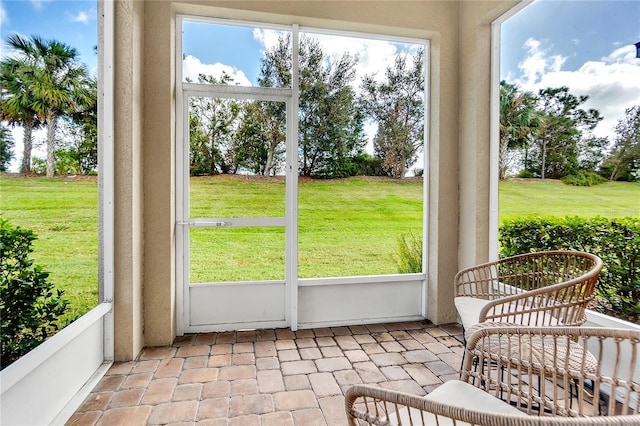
[
  {"left": 0, "top": 125, "right": 14, "bottom": 172},
  {"left": 258, "top": 35, "right": 366, "bottom": 178},
  {"left": 602, "top": 105, "right": 640, "bottom": 182},
  {"left": 234, "top": 100, "right": 286, "bottom": 175},
  {"left": 3, "top": 35, "right": 93, "bottom": 177},
  {"left": 0, "top": 50, "right": 42, "bottom": 174},
  {"left": 531, "top": 87, "right": 601, "bottom": 179},
  {"left": 498, "top": 81, "right": 539, "bottom": 179},
  {"left": 56, "top": 78, "right": 98, "bottom": 174},
  {"left": 360, "top": 48, "right": 425, "bottom": 177},
  {"left": 188, "top": 73, "right": 241, "bottom": 175}
]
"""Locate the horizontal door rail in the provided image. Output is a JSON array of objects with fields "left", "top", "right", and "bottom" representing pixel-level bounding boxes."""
[{"left": 185, "top": 218, "right": 286, "bottom": 228}]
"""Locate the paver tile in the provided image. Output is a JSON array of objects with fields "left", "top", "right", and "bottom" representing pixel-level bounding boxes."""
[
  {"left": 230, "top": 378, "right": 258, "bottom": 396},
  {"left": 352, "top": 361, "right": 386, "bottom": 383},
  {"left": 319, "top": 395, "right": 348, "bottom": 425},
  {"left": 172, "top": 383, "right": 202, "bottom": 402},
  {"left": 121, "top": 373, "right": 153, "bottom": 389},
  {"left": 273, "top": 390, "right": 319, "bottom": 411},
  {"left": 315, "top": 357, "right": 352, "bottom": 372},
  {"left": 105, "top": 362, "right": 135, "bottom": 376},
  {"left": 261, "top": 411, "right": 295, "bottom": 426},
  {"left": 139, "top": 347, "right": 176, "bottom": 360},
  {"left": 132, "top": 360, "right": 159, "bottom": 374},
  {"left": 344, "top": 349, "right": 368, "bottom": 363},
  {"left": 380, "top": 379, "right": 426, "bottom": 395},
  {"left": 233, "top": 342, "right": 254, "bottom": 353},
  {"left": 281, "top": 360, "right": 317, "bottom": 375},
  {"left": 179, "top": 368, "right": 220, "bottom": 384},
  {"left": 183, "top": 356, "right": 208, "bottom": 369},
  {"left": 217, "top": 365, "right": 256, "bottom": 381},
  {"left": 319, "top": 346, "right": 343, "bottom": 358},
  {"left": 231, "top": 353, "right": 255, "bottom": 365},
  {"left": 295, "top": 338, "right": 317, "bottom": 348},
  {"left": 315, "top": 337, "right": 336, "bottom": 347},
  {"left": 211, "top": 344, "right": 232, "bottom": 355},
  {"left": 109, "top": 389, "right": 144, "bottom": 408},
  {"left": 334, "top": 335, "right": 360, "bottom": 350},
  {"left": 308, "top": 373, "right": 342, "bottom": 397},
  {"left": 76, "top": 392, "right": 113, "bottom": 413},
  {"left": 256, "top": 357, "right": 280, "bottom": 370},
  {"left": 196, "top": 398, "right": 228, "bottom": 420},
  {"left": 254, "top": 341, "right": 276, "bottom": 357},
  {"left": 93, "top": 375, "right": 124, "bottom": 392},
  {"left": 176, "top": 345, "right": 210, "bottom": 358},
  {"left": 65, "top": 410, "right": 102, "bottom": 426},
  {"left": 380, "top": 365, "right": 411, "bottom": 381},
  {"left": 369, "top": 352, "right": 407, "bottom": 367},
  {"left": 403, "top": 364, "right": 441, "bottom": 386},
  {"left": 229, "top": 415, "right": 260, "bottom": 426},
  {"left": 257, "top": 369, "right": 285, "bottom": 393},
  {"left": 283, "top": 374, "right": 311, "bottom": 391},
  {"left": 275, "top": 339, "right": 296, "bottom": 350},
  {"left": 155, "top": 358, "right": 185, "bottom": 379},
  {"left": 202, "top": 381, "right": 230, "bottom": 399},
  {"left": 228, "top": 394, "right": 274, "bottom": 416},
  {"left": 299, "top": 347, "right": 322, "bottom": 360},
  {"left": 148, "top": 401, "right": 198, "bottom": 424},
  {"left": 333, "top": 370, "right": 363, "bottom": 388},
  {"left": 312, "top": 328, "right": 334, "bottom": 337},
  {"left": 292, "top": 408, "right": 327, "bottom": 426},
  {"left": 141, "top": 378, "right": 176, "bottom": 405},
  {"left": 403, "top": 349, "right": 439, "bottom": 363},
  {"left": 96, "top": 406, "right": 151, "bottom": 426},
  {"left": 278, "top": 349, "right": 301, "bottom": 361},
  {"left": 208, "top": 354, "right": 231, "bottom": 368}
]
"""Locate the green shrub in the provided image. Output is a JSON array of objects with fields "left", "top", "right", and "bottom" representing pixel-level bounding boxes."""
[
  {"left": 0, "top": 218, "right": 69, "bottom": 369},
  {"left": 499, "top": 216, "right": 640, "bottom": 322},
  {"left": 561, "top": 171, "right": 607, "bottom": 186},
  {"left": 394, "top": 231, "right": 422, "bottom": 273}
]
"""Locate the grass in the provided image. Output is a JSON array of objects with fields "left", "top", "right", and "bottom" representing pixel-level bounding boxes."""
[{"left": 1, "top": 175, "right": 638, "bottom": 323}]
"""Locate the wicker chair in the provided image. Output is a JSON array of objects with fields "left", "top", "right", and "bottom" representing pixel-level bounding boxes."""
[
  {"left": 454, "top": 251, "right": 603, "bottom": 341},
  {"left": 345, "top": 326, "right": 640, "bottom": 425}
]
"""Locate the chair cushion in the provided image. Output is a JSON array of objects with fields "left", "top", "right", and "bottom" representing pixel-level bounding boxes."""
[
  {"left": 455, "top": 297, "right": 562, "bottom": 340},
  {"left": 454, "top": 296, "right": 491, "bottom": 332},
  {"left": 425, "top": 380, "right": 526, "bottom": 416},
  {"left": 385, "top": 380, "right": 525, "bottom": 426}
]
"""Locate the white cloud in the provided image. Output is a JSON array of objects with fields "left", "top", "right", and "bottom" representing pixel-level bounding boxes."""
[
  {"left": 182, "top": 55, "right": 252, "bottom": 86},
  {"left": 69, "top": 10, "right": 94, "bottom": 24},
  {"left": 253, "top": 28, "right": 420, "bottom": 88},
  {"left": 30, "top": 0, "right": 52, "bottom": 11},
  {"left": 0, "top": 3, "right": 7, "bottom": 27},
  {"left": 514, "top": 39, "right": 640, "bottom": 139}
]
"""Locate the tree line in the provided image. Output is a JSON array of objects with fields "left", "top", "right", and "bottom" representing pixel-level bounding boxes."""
[
  {"left": 2, "top": 34, "right": 637, "bottom": 182},
  {"left": 500, "top": 81, "right": 639, "bottom": 182},
  {"left": 0, "top": 35, "right": 97, "bottom": 177},
  {"left": 187, "top": 35, "right": 425, "bottom": 178}
]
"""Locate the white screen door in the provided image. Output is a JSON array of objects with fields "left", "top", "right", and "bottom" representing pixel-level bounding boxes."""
[{"left": 177, "top": 84, "right": 297, "bottom": 333}]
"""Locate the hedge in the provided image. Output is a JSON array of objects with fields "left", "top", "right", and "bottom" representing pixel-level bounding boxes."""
[{"left": 499, "top": 217, "right": 640, "bottom": 323}]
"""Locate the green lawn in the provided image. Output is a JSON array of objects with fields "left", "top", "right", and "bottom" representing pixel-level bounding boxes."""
[{"left": 1, "top": 175, "right": 638, "bottom": 323}]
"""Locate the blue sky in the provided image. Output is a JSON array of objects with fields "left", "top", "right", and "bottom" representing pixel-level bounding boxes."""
[
  {"left": 1, "top": 0, "right": 639, "bottom": 159},
  {"left": 1, "top": 0, "right": 98, "bottom": 74}
]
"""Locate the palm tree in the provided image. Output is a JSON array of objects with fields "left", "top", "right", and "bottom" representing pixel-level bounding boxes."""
[
  {"left": 3, "top": 35, "right": 93, "bottom": 177},
  {"left": 499, "top": 81, "right": 540, "bottom": 179},
  {"left": 0, "top": 56, "right": 41, "bottom": 173}
]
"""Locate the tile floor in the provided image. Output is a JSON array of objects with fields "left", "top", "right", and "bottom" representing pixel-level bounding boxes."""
[{"left": 66, "top": 321, "right": 464, "bottom": 426}]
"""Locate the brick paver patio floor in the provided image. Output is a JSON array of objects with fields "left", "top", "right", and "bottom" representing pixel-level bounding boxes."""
[{"left": 66, "top": 321, "right": 464, "bottom": 425}]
